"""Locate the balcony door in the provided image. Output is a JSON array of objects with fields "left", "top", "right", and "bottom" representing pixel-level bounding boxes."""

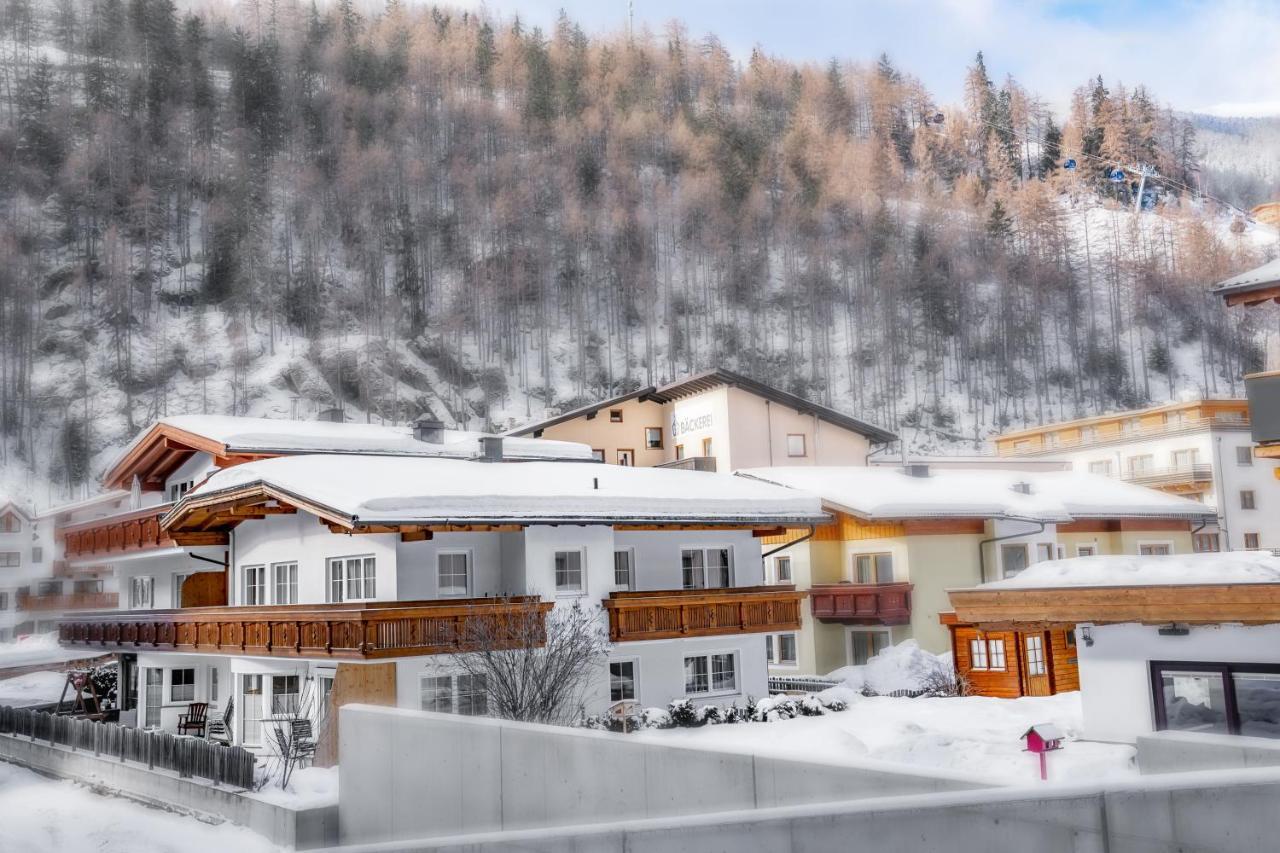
[
  {"left": 241, "top": 674, "right": 264, "bottom": 746},
  {"left": 143, "top": 669, "right": 162, "bottom": 728}
]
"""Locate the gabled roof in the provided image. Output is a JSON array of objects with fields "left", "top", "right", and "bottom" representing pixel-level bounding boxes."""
[
  {"left": 103, "top": 415, "right": 594, "bottom": 490},
  {"left": 1213, "top": 257, "right": 1280, "bottom": 306},
  {"left": 0, "top": 495, "right": 31, "bottom": 522},
  {"left": 506, "top": 369, "right": 897, "bottom": 443},
  {"left": 736, "top": 466, "right": 1216, "bottom": 523},
  {"left": 163, "top": 454, "right": 829, "bottom": 536}
]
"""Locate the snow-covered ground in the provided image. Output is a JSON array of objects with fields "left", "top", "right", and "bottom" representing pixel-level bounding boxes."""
[
  {"left": 634, "top": 691, "right": 1136, "bottom": 785},
  {"left": 0, "top": 671, "right": 68, "bottom": 709},
  {"left": 0, "top": 633, "right": 102, "bottom": 671},
  {"left": 245, "top": 765, "right": 339, "bottom": 809},
  {"left": 0, "top": 761, "right": 283, "bottom": 853}
]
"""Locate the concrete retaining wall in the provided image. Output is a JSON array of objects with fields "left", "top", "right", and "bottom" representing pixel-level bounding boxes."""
[
  {"left": 0, "top": 732, "right": 337, "bottom": 849},
  {"left": 330, "top": 765, "right": 1280, "bottom": 853},
  {"left": 338, "top": 704, "right": 990, "bottom": 846},
  {"left": 1138, "top": 729, "right": 1280, "bottom": 775}
]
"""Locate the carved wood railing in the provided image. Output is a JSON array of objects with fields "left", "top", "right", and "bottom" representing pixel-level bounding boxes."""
[
  {"left": 16, "top": 592, "right": 119, "bottom": 612},
  {"left": 58, "top": 597, "right": 552, "bottom": 660},
  {"left": 58, "top": 503, "right": 192, "bottom": 560},
  {"left": 603, "top": 585, "right": 803, "bottom": 642},
  {"left": 810, "top": 582, "right": 913, "bottom": 626}
]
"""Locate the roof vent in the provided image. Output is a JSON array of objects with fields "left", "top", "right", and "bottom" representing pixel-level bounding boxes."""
[
  {"left": 1011, "top": 481, "right": 1033, "bottom": 495},
  {"left": 413, "top": 415, "right": 445, "bottom": 444},
  {"left": 316, "top": 407, "right": 347, "bottom": 423},
  {"left": 480, "top": 436, "right": 504, "bottom": 462},
  {"left": 904, "top": 463, "right": 930, "bottom": 478}
]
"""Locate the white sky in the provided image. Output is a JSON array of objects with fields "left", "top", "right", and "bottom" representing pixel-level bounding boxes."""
[{"left": 445, "top": 0, "right": 1280, "bottom": 116}]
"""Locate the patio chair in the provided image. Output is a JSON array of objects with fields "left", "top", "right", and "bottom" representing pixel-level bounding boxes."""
[
  {"left": 207, "top": 700, "right": 234, "bottom": 745},
  {"left": 177, "top": 702, "right": 209, "bottom": 736},
  {"left": 291, "top": 718, "right": 318, "bottom": 766}
]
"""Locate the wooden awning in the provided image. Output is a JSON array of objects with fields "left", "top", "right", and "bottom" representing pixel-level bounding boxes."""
[
  {"left": 948, "top": 583, "right": 1280, "bottom": 630},
  {"left": 103, "top": 423, "right": 270, "bottom": 491}
]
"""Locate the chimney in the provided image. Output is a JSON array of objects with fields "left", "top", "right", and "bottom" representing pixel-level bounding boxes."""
[
  {"left": 1012, "top": 481, "right": 1033, "bottom": 495},
  {"left": 413, "top": 415, "right": 446, "bottom": 444},
  {"left": 480, "top": 436, "right": 504, "bottom": 462},
  {"left": 904, "top": 463, "right": 930, "bottom": 478}
]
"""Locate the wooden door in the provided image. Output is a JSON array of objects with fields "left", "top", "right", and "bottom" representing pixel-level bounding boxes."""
[{"left": 1023, "top": 632, "right": 1051, "bottom": 696}]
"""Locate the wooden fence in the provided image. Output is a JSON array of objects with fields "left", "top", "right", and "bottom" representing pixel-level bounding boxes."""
[{"left": 0, "top": 705, "right": 256, "bottom": 789}]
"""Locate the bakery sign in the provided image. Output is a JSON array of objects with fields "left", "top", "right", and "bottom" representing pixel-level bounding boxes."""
[{"left": 671, "top": 406, "right": 714, "bottom": 438}]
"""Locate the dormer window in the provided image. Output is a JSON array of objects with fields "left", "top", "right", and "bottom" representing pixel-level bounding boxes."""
[{"left": 0, "top": 513, "right": 20, "bottom": 533}]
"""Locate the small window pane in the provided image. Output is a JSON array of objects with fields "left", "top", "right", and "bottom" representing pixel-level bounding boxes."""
[
  {"left": 171, "top": 668, "right": 195, "bottom": 702},
  {"left": 778, "top": 633, "right": 797, "bottom": 665},
  {"left": 610, "top": 661, "right": 636, "bottom": 702},
  {"left": 420, "top": 676, "right": 454, "bottom": 713},
  {"left": 613, "top": 551, "right": 632, "bottom": 588},
  {"left": 969, "top": 639, "right": 988, "bottom": 670},
  {"left": 711, "top": 653, "right": 736, "bottom": 691},
  {"left": 272, "top": 675, "right": 300, "bottom": 715},
  {"left": 555, "top": 551, "right": 583, "bottom": 592},
  {"left": 774, "top": 556, "right": 792, "bottom": 583},
  {"left": 1001, "top": 545, "right": 1028, "bottom": 578},
  {"left": 683, "top": 656, "right": 709, "bottom": 694},
  {"left": 706, "top": 549, "right": 731, "bottom": 588},
  {"left": 1025, "top": 636, "right": 1045, "bottom": 675},
  {"left": 457, "top": 674, "right": 488, "bottom": 716},
  {"left": 1237, "top": 446, "right": 1254, "bottom": 465},
  {"left": 1159, "top": 669, "right": 1229, "bottom": 734},
  {"left": 786, "top": 434, "right": 806, "bottom": 457},
  {"left": 438, "top": 553, "right": 470, "bottom": 596},
  {"left": 988, "top": 639, "right": 1006, "bottom": 670},
  {"left": 1233, "top": 673, "right": 1280, "bottom": 739},
  {"left": 681, "top": 550, "right": 705, "bottom": 589}
]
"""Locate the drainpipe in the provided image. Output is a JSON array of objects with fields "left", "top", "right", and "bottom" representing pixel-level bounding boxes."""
[
  {"left": 762, "top": 525, "right": 816, "bottom": 562},
  {"left": 1212, "top": 435, "right": 1229, "bottom": 549},
  {"left": 978, "top": 519, "right": 1048, "bottom": 585}
]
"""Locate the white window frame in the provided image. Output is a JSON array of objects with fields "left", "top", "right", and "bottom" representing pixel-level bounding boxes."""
[
  {"left": 272, "top": 561, "right": 298, "bottom": 604},
  {"left": 1025, "top": 635, "right": 1046, "bottom": 677},
  {"left": 1241, "top": 490, "right": 1257, "bottom": 510},
  {"left": 1137, "top": 541, "right": 1174, "bottom": 556},
  {"left": 171, "top": 573, "right": 189, "bottom": 608},
  {"left": 681, "top": 546, "right": 733, "bottom": 590},
  {"left": 853, "top": 552, "right": 894, "bottom": 584},
  {"left": 1237, "top": 445, "right": 1254, "bottom": 466},
  {"left": 170, "top": 667, "right": 196, "bottom": 703},
  {"left": 609, "top": 657, "right": 640, "bottom": 703},
  {"left": 613, "top": 549, "right": 634, "bottom": 590},
  {"left": 242, "top": 564, "right": 266, "bottom": 606},
  {"left": 328, "top": 554, "right": 377, "bottom": 602},
  {"left": 773, "top": 555, "right": 792, "bottom": 584},
  {"left": 768, "top": 632, "right": 799, "bottom": 667},
  {"left": 847, "top": 627, "right": 891, "bottom": 666},
  {"left": 436, "top": 551, "right": 472, "bottom": 598},
  {"left": 987, "top": 637, "right": 1007, "bottom": 671},
  {"left": 1076, "top": 544, "right": 1097, "bottom": 557},
  {"left": 554, "top": 549, "right": 586, "bottom": 596},
  {"left": 786, "top": 433, "right": 807, "bottom": 457},
  {"left": 1245, "top": 532, "right": 1261, "bottom": 550},
  {"left": 1036, "top": 543, "right": 1055, "bottom": 562},
  {"left": 644, "top": 427, "right": 663, "bottom": 449},
  {"left": 1000, "top": 543, "right": 1029, "bottom": 578},
  {"left": 683, "top": 650, "right": 739, "bottom": 697},
  {"left": 129, "top": 575, "right": 155, "bottom": 609},
  {"left": 419, "top": 673, "right": 488, "bottom": 716},
  {"left": 0, "top": 552, "right": 20, "bottom": 569}
]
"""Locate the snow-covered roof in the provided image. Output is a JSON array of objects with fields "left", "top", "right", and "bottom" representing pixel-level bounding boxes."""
[
  {"left": 1213, "top": 256, "right": 1280, "bottom": 300},
  {"left": 981, "top": 551, "right": 1280, "bottom": 590},
  {"left": 182, "top": 454, "right": 828, "bottom": 526},
  {"left": 736, "top": 466, "right": 1216, "bottom": 523}
]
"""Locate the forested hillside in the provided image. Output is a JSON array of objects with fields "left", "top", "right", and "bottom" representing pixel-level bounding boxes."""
[{"left": 0, "top": 0, "right": 1275, "bottom": 503}]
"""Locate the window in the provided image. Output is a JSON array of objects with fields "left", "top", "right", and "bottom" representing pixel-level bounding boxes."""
[
  {"left": 420, "top": 674, "right": 488, "bottom": 716},
  {"left": 1076, "top": 544, "right": 1097, "bottom": 557},
  {"left": 617, "top": 449, "right": 635, "bottom": 466},
  {"left": 850, "top": 630, "right": 890, "bottom": 666},
  {"left": 786, "top": 434, "right": 807, "bottom": 457},
  {"left": 701, "top": 437, "right": 713, "bottom": 457},
  {"left": 170, "top": 668, "right": 195, "bottom": 703},
  {"left": 681, "top": 548, "right": 731, "bottom": 589},
  {"left": 854, "top": 553, "right": 893, "bottom": 584},
  {"left": 1122, "top": 417, "right": 1140, "bottom": 435},
  {"left": 30, "top": 546, "right": 42, "bottom": 564},
  {"left": 129, "top": 576, "right": 154, "bottom": 609},
  {"left": 645, "top": 427, "right": 663, "bottom": 449},
  {"left": 773, "top": 555, "right": 792, "bottom": 584},
  {"left": 0, "top": 552, "right": 19, "bottom": 568},
  {"left": 591, "top": 449, "right": 605, "bottom": 463},
  {"left": 171, "top": 574, "right": 189, "bottom": 608},
  {"left": 1036, "top": 543, "right": 1055, "bottom": 562},
  {"left": 0, "top": 512, "right": 20, "bottom": 532},
  {"left": 1241, "top": 490, "right": 1257, "bottom": 510},
  {"left": 1087, "top": 460, "right": 1112, "bottom": 476},
  {"left": 1080, "top": 426, "right": 1098, "bottom": 443},
  {"left": 554, "top": 550, "right": 584, "bottom": 593},
  {"left": 988, "top": 638, "right": 1007, "bottom": 671},
  {"left": 1025, "top": 636, "right": 1046, "bottom": 676},
  {"left": 1172, "top": 448, "right": 1199, "bottom": 470},
  {"left": 610, "top": 660, "right": 637, "bottom": 703},
  {"left": 1245, "top": 533, "right": 1261, "bottom": 550},
  {"left": 1000, "top": 544, "right": 1029, "bottom": 578},
  {"left": 145, "top": 670, "right": 163, "bottom": 728},
  {"left": 328, "top": 555, "right": 376, "bottom": 602},
  {"left": 609, "top": 409, "right": 623, "bottom": 423},
  {"left": 613, "top": 550, "right": 633, "bottom": 589},
  {"left": 674, "top": 444, "right": 685, "bottom": 460},
  {"left": 1139, "top": 543, "right": 1172, "bottom": 556},
  {"left": 768, "top": 633, "right": 798, "bottom": 666},
  {"left": 1237, "top": 446, "right": 1254, "bottom": 466},
  {"left": 1193, "top": 533, "right": 1221, "bottom": 553},
  {"left": 271, "top": 675, "right": 300, "bottom": 715},
  {"left": 0, "top": 593, "right": 8, "bottom": 610},
  {"left": 241, "top": 675, "right": 263, "bottom": 745},
  {"left": 36, "top": 580, "right": 62, "bottom": 597},
  {"left": 969, "top": 638, "right": 989, "bottom": 670},
  {"left": 684, "top": 652, "right": 736, "bottom": 695},
  {"left": 437, "top": 553, "right": 471, "bottom": 597},
  {"left": 73, "top": 579, "right": 102, "bottom": 594},
  {"left": 243, "top": 565, "right": 266, "bottom": 605},
  {"left": 168, "top": 480, "right": 193, "bottom": 503},
  {"left": 210, "top": 668, "right": 219, "bottom": 703},
  {"left": 1128, "top": 454, "right": 1154, "bottom": 475},
  {"left": 273, "top": 562, "right": 298, "bottom": 604}
]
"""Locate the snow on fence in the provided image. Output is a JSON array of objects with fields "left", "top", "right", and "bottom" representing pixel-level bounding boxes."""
[
  {"left": 0, "top": 705, "right": 255, "bottom": 789},
  {"left": 768, "top": 675, "right": 840, "bottom": 694}
]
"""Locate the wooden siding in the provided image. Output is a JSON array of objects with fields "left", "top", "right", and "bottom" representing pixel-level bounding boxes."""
[
  {"left": 315, "top": 661, "right": 397, "bottom": 768},
  {"left": 60, "top": 504, "right": 182, "bottom": 560},
  {"left": 950, "top": 624, "right": 1079, "bottom": 699},
  {"left": 58, "top": 597, "right": 552, "bottom": 660},
  {"left": 994, "top": 399, "right": 1249, "bottom": 456},
  {"left": 810, "top": 583, "right": 912, "bottom": 625},
  {"left": 1049, "top": 629, "right": 1080, "bottom": 692},
  {"left": 950, "top": 583, "right": 1280, "bottom": 628},
  {"left": 603, "top": 586, "right": 802, "bottom": 642},
  {"left": 16, "top": 592, "right": 119, "bottom": 612},
  {"left": 179, "top": 571, "right": 227, "bottom": 608}
]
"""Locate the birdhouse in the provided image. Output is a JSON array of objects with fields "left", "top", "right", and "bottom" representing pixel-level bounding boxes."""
[{"left": 1022, "top": 723, "right": 1064, "bottom": 754}]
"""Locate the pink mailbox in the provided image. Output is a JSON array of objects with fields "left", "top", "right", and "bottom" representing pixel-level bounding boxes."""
[{"left": 1021, "top": 723, "right": 1064, "bottom": 780}]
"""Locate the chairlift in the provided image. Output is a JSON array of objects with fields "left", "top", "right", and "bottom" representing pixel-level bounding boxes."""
[
  {"left": 1063, "top": 159, "right": 1077, "bottom": 170},
  {"left": 932, "top": 112, "right": 944, "bottom": 124},
  {"left": 1109, "top": 168, "right": 1126, "bottom": 183}
]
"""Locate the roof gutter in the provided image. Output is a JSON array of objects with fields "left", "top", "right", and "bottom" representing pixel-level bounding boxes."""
[{"left": 761, "top": 525, "right": 816, "bottom": 561}]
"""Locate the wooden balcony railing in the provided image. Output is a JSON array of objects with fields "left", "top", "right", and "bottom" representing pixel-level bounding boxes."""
[
  {"left": 17, "top": 592, "right": 119, "bottom": 612},
  {"left": 810, "top": 582, "right": 913, "bottom": 626},
  {"left": 603, "top": 585, "right": 803, "bottom": 642},
  {"left": 58, "top": 597, "right": 553, "bottom": 660},
  {"left": 59, "top": 503, "right": 188, "bottom": 561},
  {"left": 1121, "top": 463, "right": 1213, "bottom": 488}
]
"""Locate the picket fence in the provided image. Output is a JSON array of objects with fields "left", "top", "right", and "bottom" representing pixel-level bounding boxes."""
[{"left": 0, "top": 705, "right": 256, "bottom": 789}]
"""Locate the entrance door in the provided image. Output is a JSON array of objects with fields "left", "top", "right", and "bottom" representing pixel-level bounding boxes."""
[
  {"left": 1023, "top": 633, "right": 1051, "bottom": 696},
  {"left": 143, "top": 669, "right": 162, "bottom": 728}
]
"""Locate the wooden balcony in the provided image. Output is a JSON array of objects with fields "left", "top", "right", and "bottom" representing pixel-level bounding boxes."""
[
  {"left": 59, "top": 503, "right": 206, "bottom": 561},
  {"left": 17, "top": 592, "right": 119, "bottom": 612},
  {"left": 58, "top": 597, "right": 552, "bottom": 660},
  {"left": 603, "top": 585, "right": 803, "bottom": 642},
  {"left": 810, "top": 582, "right": 913, "bottom": 626}
]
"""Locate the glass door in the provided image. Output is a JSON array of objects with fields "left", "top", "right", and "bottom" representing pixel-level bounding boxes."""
[
  {"left": 143, "top": 669, "right": 162, "bottom": 728},
  {"left": 241, "top": 674, "right": 264, "bottom": 746}
]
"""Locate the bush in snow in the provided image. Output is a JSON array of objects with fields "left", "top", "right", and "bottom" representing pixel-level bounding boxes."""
[
  {"left": 668, "top": 698, "right": 700, "bottom": 727},
  {"left": 827, "top": 640, "right": 956, "bottom": 697},
  {"left": 798, "top": 696, "right": 825, "bottom": 716},
  {"left": 580, "top": 691, "right": 849, "bottom": 733}
]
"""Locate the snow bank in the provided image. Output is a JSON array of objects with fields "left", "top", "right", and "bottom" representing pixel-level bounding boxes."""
[
  {"left": 737, "top": 466, "right": 1214, "bottom": 522},
  {"left": 191, "top": 454, "right": 827, "bottom": 525},
  {"left": 826, "top": 640, "right": 954, "bottom": 695},
  {"left": 0, "top": 671, "right": 69, "bottom": 709},
  {"left": 983, "top": 550, "right": 1280, "bottom": 589},
  {"left": 246, "top": 766, "right": 339, "bottom": 809}
]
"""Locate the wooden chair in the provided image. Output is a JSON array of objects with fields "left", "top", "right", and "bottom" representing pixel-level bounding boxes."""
[
  {"left": 177, "top": 702, "right": 209, "bottom": 736},
  {"left": 291, "top": 718, "right": 317, "bottom": 766},
  {"left": 206, "top": 700, "right": 234, "bottom": 745}
]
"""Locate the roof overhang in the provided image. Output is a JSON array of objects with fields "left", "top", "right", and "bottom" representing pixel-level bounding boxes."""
[
  {"left": 103, "top": 423, "right": 238, "bottom": 492},
  {"left": 1214, "top": 257, "right": 1280, "bottom": 307},
  {"left": 948, "top": 583, "right": 1280, "bottom": 630}
]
